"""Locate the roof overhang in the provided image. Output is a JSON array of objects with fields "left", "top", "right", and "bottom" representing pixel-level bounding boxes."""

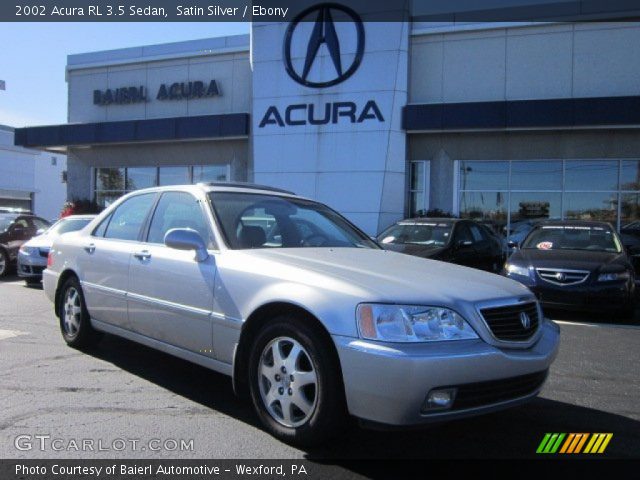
[{"left": 14, "top": 113, "right": 250, "bottom": 152}]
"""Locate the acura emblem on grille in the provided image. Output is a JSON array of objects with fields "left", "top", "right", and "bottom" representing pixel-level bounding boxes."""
[
  {"left": 520, "top": 312, "right": 531, "bottom": 329},
  {"left": 555, "top": 272, "right": 566, "bottom": 281}
]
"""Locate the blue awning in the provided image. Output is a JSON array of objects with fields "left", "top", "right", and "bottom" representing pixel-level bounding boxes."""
[{"left": 14, "top": 113, "right": 249, "bottom": 150}]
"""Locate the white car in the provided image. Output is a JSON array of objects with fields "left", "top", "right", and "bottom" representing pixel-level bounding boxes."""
[
  {"left": 18, "top": 215, "right": 96, "bottom": 285},
  {"left": 43, "top": 183, "right": 560, "bottom": 446}
]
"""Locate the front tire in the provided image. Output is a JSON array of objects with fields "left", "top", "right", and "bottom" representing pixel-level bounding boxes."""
[
  {"left": 58, "top": 277, "right": 101, "bottom": 348},
  {"left": 248, "top": 315, "right": 348, "bottom": 447}
]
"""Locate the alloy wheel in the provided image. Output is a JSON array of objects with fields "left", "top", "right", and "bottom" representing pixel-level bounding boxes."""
[
  {"left": 258, "top": 336, "right": 318, "bottom": 428},
  {"left": 62, "top": 287, "right": 82, "bottom": 337}
]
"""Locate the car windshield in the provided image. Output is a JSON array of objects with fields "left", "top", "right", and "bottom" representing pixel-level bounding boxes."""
[
  {"left": 377, "top": 222, "right": 453, "bottom": 247},
  {"left": 209, "top": 192, "right": 379, "bottom": 250},
  {"left": 522, "top": 225, "right": 622, "bottom": 253},
  {"left": 0, "top": 214, "right": 18, "bottom": 232},
  {"left": 47, "top": 217, "right": 93, "bottom": 235}
]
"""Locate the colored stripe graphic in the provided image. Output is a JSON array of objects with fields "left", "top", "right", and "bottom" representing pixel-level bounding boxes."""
[{"left": 538, "top": 433, "right": 613, "bottom": 454}]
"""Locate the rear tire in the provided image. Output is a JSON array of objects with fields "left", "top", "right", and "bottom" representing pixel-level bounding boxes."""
[
  {"left": 58, "top": 277, "right": 101, "bottom": 349},
  {"left": 248, "top": 315, "right": 348, "bottom": 447},
  {"left": 0, "top": 249, "right": 9, "bottom": 278}
]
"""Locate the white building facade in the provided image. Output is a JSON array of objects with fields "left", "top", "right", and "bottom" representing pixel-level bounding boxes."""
[
  {"left": 15, "top": 7, "right": 640, "bottom": 235},
  {"left": 1, "top": 125, "right": 67, "bottom": 220}
]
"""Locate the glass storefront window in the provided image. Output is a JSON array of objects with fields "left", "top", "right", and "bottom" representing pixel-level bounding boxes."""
[
  {"left": 409, "top": 161, "right": 428, "bottom": 216},
  {"left": 510, "top": 161, "right": 562, "bottom": 191},
  {"left": 459, "top": 191, "right": 507, "bottom": 232},
  {"left": 564, "top": 192, "right": 618, "bottom": 223},
  {"left": 565, "top": 160, "right": 619, "bottom": 191},
  {"left": 510, "top": 192, "right": 561, "bottom": 222},
  {"left": 96, "top": 168, "right": 125, "bottom": 191},
  {"left": 621, "top": 193, "right": 640, "bottom": 225},
  {"left": 621, "top": 160, "right": 640, "bottom": 191},
  {"left": 159, "top": 166, "right": 190, "bottom": 186},
  {"left": 459, "top": 161, "right": 509, "bottom": 191},
  {"left": 126, "top": 167, "right": 157, "bottom": 190},
  {"left": 193, "top": 165, "right": 229, "bottom": 183},
  {"left": 95, "top": 165, "right": 231, "bottom": 207},
  {"left": 457, "top": 159, "right": 640, "bottom": 242}
]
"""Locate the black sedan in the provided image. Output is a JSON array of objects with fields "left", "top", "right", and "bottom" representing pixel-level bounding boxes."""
[
  {"left": 376, "top": 218, "right": 505, "bottom": 272},
  {"left": 0, "top": 213, "right": 51, "bottom": 277},
  {"left": 503, "top": 220, "right": 636, "bottom": 318}
]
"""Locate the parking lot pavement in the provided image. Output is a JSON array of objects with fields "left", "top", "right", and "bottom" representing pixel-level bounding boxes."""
[{"left": 1, "top": 274, "right": 639, "bottom": 464}]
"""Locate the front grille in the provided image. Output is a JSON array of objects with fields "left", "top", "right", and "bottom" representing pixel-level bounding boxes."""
[
  {"left": 536, "top": 268, "right": 590, "bottom": 286},
  {"left": 451, "top": 370, "right": 548, "bottom": 411},
  {"left": 480, "top": 302, "right": 539, "bottom": 341}
]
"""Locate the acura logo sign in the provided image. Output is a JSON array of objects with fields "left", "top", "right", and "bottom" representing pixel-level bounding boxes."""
[
  {"left": 520, "top": 312, "right": 531, "bottom": 329},
  {"left": 283, "top": 3, "right": 365, "bottom": 88}
]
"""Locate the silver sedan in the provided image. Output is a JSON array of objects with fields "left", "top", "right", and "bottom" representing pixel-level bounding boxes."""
[
  {"left": 43, "top": 183, "right": 559, "bottom": 446},
  {"left": 18, "top": 215, "right": 96, "bottom": 285}
]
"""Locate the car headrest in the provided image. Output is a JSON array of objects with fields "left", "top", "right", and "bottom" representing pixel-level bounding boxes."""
[{"left": 239, "top": 226, "right": 266, "bottom": 249}]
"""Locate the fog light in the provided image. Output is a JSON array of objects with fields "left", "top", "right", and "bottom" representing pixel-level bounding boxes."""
[{"left": 423, "top": 388, "right": 457, "bottom": 412}]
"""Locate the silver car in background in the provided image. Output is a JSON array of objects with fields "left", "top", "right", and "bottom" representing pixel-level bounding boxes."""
[
  {"left": 18, "top": 215, "right": 96, "bottom": 285},
  {"left": 43, "top": 183, "right": 560, "bottom": 446}
]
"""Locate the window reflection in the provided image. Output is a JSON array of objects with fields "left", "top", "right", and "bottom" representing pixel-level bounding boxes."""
[
  {"left": 126, "top": 167, "right": 157, "bottom": 190},
  {"left": 564, "top": 192, "right": 618, "bottom": 223},
  {"left": 510, "top": 192, "right": 561, "bottom": 222},
  {"left": 159, "top": 166, "right": 190, "bottom": 186},
  {"left": 460, "top": 161, "right": 509, "bottom": 191},
  {"left": 621, "top": 160, "right": 640, "bottom": 191},
  {"left": 565, "top": 160, "right": 618, "bottom": 191},
  {"left": 621, "top": 193, "right": 640, "bottom": 224},
  {"left": 510, "top": 161, "right": 562, "bottom": 191},
  {"left": 459, "top": 191, "right": 507, "bottom": 232}
]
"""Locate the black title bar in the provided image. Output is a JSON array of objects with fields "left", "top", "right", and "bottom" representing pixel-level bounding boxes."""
[{"left": 1, "top": 0, "right": 640, "bottom": 22}]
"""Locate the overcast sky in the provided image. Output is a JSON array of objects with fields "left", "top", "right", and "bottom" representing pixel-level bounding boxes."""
[{"left": 0, "top": 22, "right": 249, "bottom": 127}]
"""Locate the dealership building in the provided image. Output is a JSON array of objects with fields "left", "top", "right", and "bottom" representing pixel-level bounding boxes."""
[{"left": 14, "top": 8, "right": 640, "bottom": 235}]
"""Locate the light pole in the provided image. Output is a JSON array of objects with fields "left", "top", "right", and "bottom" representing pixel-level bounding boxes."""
[{"left": 0, "top": 80, "right": 5, "bottom": 91}]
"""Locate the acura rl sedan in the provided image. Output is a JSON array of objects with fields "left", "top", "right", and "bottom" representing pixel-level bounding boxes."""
[
  {"left": 43, "top": 183, "right": 560, "bottom": 446},
  {"left": 504, "top": 220, "right": 636, "bottom": 318}
]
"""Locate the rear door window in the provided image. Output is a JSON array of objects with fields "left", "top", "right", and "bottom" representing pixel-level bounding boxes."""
[{"left": 104, "top": 193, "right": 156, "bottom": 241}]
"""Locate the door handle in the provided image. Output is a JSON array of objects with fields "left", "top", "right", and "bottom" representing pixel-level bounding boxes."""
[
  {"left": 133, "top": 250, "right": 151, "bottom": 261},
  {"left": 84, "top": 243, "right": 95, "bottom": 254}
]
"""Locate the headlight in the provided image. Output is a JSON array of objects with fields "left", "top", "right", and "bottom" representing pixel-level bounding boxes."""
[
  {"left": 19, "top": 246, "right": 38, "bottom": 255},
  {"left": 505, "top": 263, "right": 530, "bottom": 277},
  {"left": 356, "top": 304, "right": 478, "bottom": 343},
  {"left": 597, "top": 271, "right": 630, "bottom": 282}
]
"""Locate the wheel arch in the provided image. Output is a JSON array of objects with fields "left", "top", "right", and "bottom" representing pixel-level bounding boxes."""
[
  {"left": 54, "top": 269, "right": 80, "bottom": 318},
  {"left": 232, "top": 302, "right": 344, "bottom": 399}
]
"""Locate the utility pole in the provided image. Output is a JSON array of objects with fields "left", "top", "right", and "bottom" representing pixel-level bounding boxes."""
[{"left": 0, "top": 80, "right": 5, "bottom": 90}]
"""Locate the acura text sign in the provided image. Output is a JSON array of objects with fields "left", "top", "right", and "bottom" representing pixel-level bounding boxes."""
[{"left": 93, "top": 79, "right": 220, "bottom": 106}]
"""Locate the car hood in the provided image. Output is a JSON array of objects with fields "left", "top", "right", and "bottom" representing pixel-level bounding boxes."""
[
  {"left": 511, "top": 248, "right": 628, "bottom": 271},
  {"left": 239, "top": 247, "right": 531, "bottom": 304},
  {"left": 379, "top": 243, "right": 446, "bottom": 258},
  {"left": 23, "top": 233, "right": 55, "bottom": 249}
]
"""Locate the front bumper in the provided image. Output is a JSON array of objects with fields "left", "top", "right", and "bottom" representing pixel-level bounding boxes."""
[
  {"left": 529, "top": 282, "right": 635, "bottom": 312},
  {"left": 333, "top": 319, "right": 560, "bottom": 426},
  {"left": 17, "top": 252, "right": 47, "bottom": 279}
]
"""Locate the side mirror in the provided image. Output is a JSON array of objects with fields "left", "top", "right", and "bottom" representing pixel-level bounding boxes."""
[
  {"left": 507, "top": 240, "right": 519, "bottom": 249},
  {"left": 164, "top": 228, "right": 209, "bottom": 262}
]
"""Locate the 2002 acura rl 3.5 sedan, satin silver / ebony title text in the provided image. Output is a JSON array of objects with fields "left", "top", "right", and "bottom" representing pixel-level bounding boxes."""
[{"left": 43, "top": 183, "right": 560, "bottom": 446}]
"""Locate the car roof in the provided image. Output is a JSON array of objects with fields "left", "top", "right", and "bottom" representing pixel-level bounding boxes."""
[
  {"left": 60, "top": 214, "right": 97, "bottom": 220},
  {"left": 126, "top": 183, "right": 298, "bottom": 198},
  {"left": 396, "top": 217, "right": 459, "bottom": 224},
  {"left": 535, "top": 219, "right": 615, "bottom": 229}
]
